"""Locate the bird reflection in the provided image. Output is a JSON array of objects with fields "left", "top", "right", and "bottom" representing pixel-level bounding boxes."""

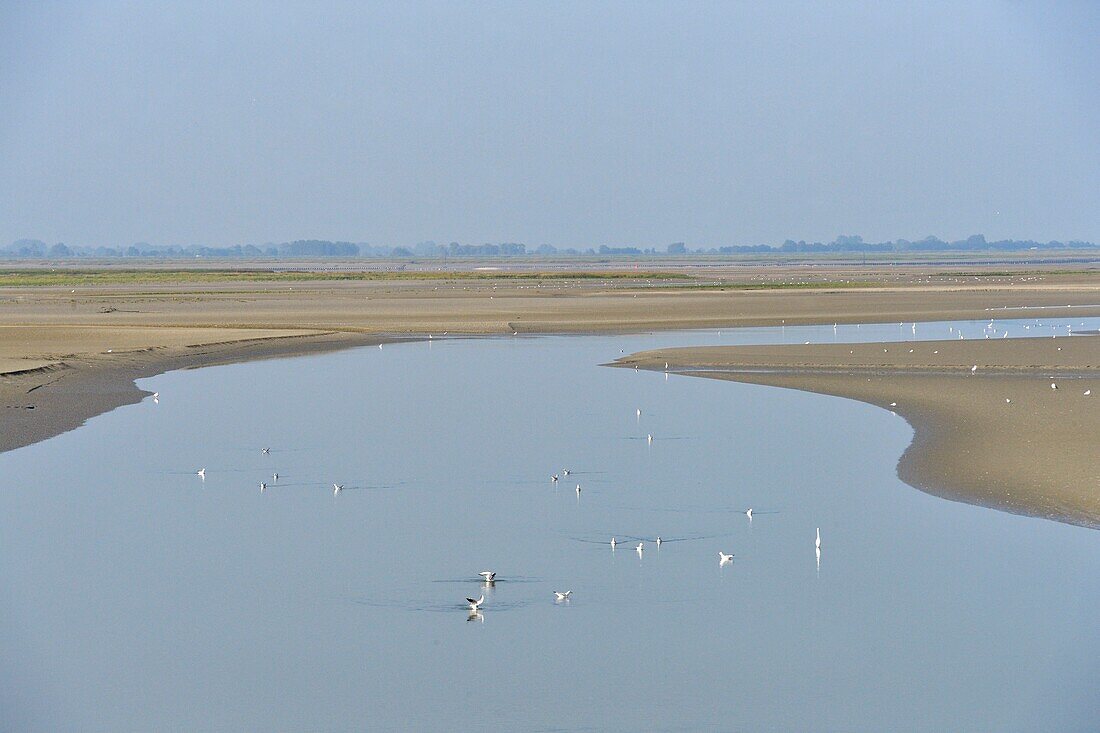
[
  {"left": 816, "top": 546, "right": 821, "bottom": 576},
  {"left": 466, "top": 610, "right": 484, "bottom": 623}
]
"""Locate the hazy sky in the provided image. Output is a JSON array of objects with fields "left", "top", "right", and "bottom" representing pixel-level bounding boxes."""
[{"left": 2, "top": 1, "right": 1098, "bottom": 248}]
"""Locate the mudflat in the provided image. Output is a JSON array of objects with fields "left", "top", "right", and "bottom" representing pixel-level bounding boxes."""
[
  {"left": 3, "top": 264, "right": 1100, "bottom": 529},
  {"left": 615, "top": 335, "right": 1100, "bottom": 528}
]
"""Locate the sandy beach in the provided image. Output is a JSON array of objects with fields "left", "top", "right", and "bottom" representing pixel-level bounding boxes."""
[
  {"left": 615, "top": 335, "right": 1100, "bottom": 528},
  {"left": 2, "top": 266, "right": 1100, "bottom": 529}
]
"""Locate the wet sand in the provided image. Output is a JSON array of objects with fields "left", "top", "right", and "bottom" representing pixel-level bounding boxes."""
[
  {"left": 615, "top": 336, "right": 1100, "bottom": 528},
  {"left": 0, "top": 329, "right": 405, "bottom": 455}
]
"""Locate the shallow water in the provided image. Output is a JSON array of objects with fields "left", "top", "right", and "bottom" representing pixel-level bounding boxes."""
[{"left": 1, "top": 318, "right": 1098, "bottom": 731}]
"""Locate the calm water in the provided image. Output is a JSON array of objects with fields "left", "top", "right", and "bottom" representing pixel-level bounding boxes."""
[{"left": 2, "top": 318, "right": 1098, "bottom": 732}]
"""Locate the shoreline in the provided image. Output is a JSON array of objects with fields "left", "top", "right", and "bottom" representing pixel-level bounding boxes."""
[
  {"left": 3, "top": 275, "right": 1100, "bottom": 524},
  {"left": 0, "top": 330, "right": 413, "bottom": 455},
  {"left": 614, "top": 336, "right": 1100, "bottom": 529}
]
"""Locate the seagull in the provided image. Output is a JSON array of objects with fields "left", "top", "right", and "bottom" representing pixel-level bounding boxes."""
[
  {"left": 647, "top": 434, "right": 653, "bottom": 444},
  {"left": 333, "top": 483, "right": 344, "bottom": 495},
  {"left": 273, "top": 473, "right": 279, "bottom": 482},
  {"left": 610, "top": 537, "right": 617, "bottom": 549},
  {"left": 635, "top": 542, "right": 644, "bottom": 555},
  {"left": 478, "top": 571, "right": 496, "bottom": 584},
  {"left": 259, "top": 482, "right": 267, "bottom": 492},
  {"left": 562, "top": 469, "right": 571, "bottom": 476},
  {"left": 655, "top": 536, "right": 663, "bottom": 548},
  {"left": 196, "top": 468, "right": 206, "bottom": 479},
  {"left": 1086, "top": 390, "right": 1092, "bottom": 396},
  {"left": 1051, "top": 382, "right": 1058, "bottom": 390},
  {"left": 815, "top": 528, "right": 822, "bottom": 549},
  {"left": 466, "top": 594, "right": 485, "bottom": 611},
  {"left": 745, "top": 508, "right": 753, "bottom": 520},
  {"left": 261, "top": 447, "right": 270, "bottom": 454},
  {"left": 971, "top": 365, "right": 978, "bottom": 373},
  {"left": 575, "top": 484, "right": 581, "bottom": 494},
  {"left": 719, "top": 552, "right": 734, "bottom": 565},
  {"left": 152, "top": 392, "right": 159, "bottom": 403},
  {"left": 553, "top": 590, "right": 572, "bottom": 601},
  {"left": 636, "top": 408, "right": 641, "bottom": 418},
  {"left": 551, "top": 474, "right": 558, "bottom": 483}
]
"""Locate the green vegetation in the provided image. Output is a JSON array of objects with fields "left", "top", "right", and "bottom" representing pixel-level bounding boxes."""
[
  {"left": 658, "top": 281, "right": 879, "bottom": 291},
  {"left": 0, "top": 269, "right": 691, "bottom": 287}
]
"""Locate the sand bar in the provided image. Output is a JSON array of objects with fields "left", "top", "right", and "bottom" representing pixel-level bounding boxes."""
[{"left": 615, "top": 335, "right": 1100, "bottom": 529}]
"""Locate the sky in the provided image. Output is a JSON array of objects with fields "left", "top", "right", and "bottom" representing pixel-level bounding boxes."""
[{"left": 1, "top": 1, "right": 1098, "bottom": 249}]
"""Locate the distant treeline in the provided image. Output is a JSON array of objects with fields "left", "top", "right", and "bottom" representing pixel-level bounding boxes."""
[{"left": 3, "top": 234, "right": 1098, "bottom": 259}]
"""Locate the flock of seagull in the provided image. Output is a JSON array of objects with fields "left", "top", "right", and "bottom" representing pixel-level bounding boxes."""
[{"left": 172, "top": 315, "right": 1090, "bottom": 622}]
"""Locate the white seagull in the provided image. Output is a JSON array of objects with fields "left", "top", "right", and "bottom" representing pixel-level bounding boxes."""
[
  {"left": 647, "top": 434, "right": 653, "bottom": 444},
  {"left": 196, "top": 468, "right": 206, "bottom": 479},
  {"left": 333, "top": 483, "right": 344, "bottom": 495},
  {"left": 466, "top": 594, "right": 485, "bottom": 611},
  {"left": 152, "top": 392, "right": 159, "bottom": 403},
  {"left": 273, "top": 473, "right": 279, "bottom": 482},
  {"left": 816, "top": 528, "right": 822, "bottom": 549},
  {"left": 655, "top": 536, "right": 663, "bottom": 548},
  {"left": 478, "top": 571, "right": 496, "bottom": 584},
  {"left": 551, "top": 474, "right": 558, "bottom": 483},
  {"left": 261, "top": 447, "right": 270, "bottom": 454},
  {"left": 635, "top": 542, "right": 644, "bottom": 555},
  {"left": 719, "top": 552, "right": 734, "bottom": 566},
  {"left": 745, "top": 508, "right": 753, "bottom": 520},
  {"left": 553, "top": 590, "right": 572, "bottom": 601},
  {"left": 575, "top": 484, "right": 581, "bottom": 494},
  {"left": 259, "top": 482, "right": 267, "bottom": 492}
]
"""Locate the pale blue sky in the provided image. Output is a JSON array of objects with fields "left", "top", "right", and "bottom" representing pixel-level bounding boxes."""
[{"left": 1, "top": 1, "right": 1097, "bottom": 248}]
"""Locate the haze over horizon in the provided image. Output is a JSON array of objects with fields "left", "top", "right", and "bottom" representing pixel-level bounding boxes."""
[{"left": 2, "top": 1, "right": 1098, "bottom": 248}]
